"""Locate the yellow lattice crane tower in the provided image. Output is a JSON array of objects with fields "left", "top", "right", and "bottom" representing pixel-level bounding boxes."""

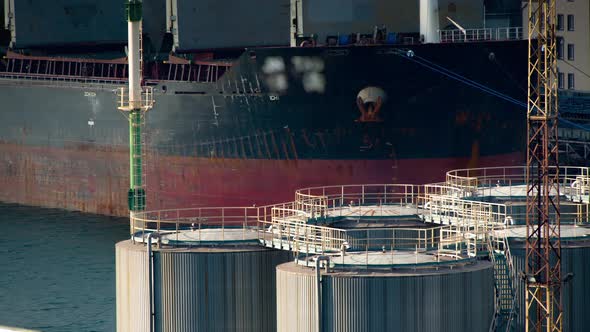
[{"left": 525, "top": 0, "right": 562, "bottom": 331}]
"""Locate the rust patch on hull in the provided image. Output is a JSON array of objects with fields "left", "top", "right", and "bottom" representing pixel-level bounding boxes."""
[
  {"left": 0, "top": 143, "right": 129, "bottom": 216},
  {"left": 0, "top": 143, "right": 522, "bottom": 217}
]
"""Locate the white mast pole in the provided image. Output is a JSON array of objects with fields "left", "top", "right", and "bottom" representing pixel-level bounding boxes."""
[{"left": 128, "top": 1, "right": 142, "bottom": 109}]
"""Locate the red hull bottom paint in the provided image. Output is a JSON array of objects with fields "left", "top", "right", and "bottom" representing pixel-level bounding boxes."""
[
  {"left": 0, "top": 143, "right": 129, "bottom": 216},
  {"left": 0, "top": 143, "right": 522, "bottom": 217}
]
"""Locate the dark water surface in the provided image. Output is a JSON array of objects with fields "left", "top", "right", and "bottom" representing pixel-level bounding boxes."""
[{"left": 0, "top": 203, "right": 129, "bottom": 331}]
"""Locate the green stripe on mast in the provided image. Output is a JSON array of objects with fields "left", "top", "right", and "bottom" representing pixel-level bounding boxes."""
[
  {"left": 126, "top": 1, "right": 142, "bottom": 22},
  {"left": 128, "top": 109, "right": 145, "bottom": 211}
]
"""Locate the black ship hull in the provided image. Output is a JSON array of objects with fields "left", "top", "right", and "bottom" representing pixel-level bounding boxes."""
[{"left": 0, "top": 41, "right": 528, "bottom": 215}]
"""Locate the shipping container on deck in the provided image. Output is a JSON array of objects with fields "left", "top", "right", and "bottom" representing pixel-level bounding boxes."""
[
  {"left": 4, "top": 0, "right": 127, "bottom": 48},
  {"left": 166, "top": 0, "right": 290, "bottom": 51}
]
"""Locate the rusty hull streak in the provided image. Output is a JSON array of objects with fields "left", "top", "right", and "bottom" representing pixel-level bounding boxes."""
[
  {"left": 0, "top": 142, "right": 129, "bottom": 216},
  {"left": 0, "top": 141, "right": 523, "bottom": 218}
]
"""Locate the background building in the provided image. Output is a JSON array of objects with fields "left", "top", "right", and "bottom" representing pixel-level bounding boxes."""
[
  {"left": 521, "top": 1, "right": 590, "bottom": 165},
  {"left": 523, "top": 0, "right": 590, "bottom": 92}
]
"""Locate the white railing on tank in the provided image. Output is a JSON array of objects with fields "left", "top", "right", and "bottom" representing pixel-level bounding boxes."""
[
  {"left": 129, "top": 206, "right": 262, "bottom": 244},
  {"left": 294, "top": 184, "right": 423, "bottom": 218},
  {"left": 443, "top": 166, "right": 590, "bottom": 225},
  {"left": 260, "top": 206, "right": 347, "bottom": 254},
  {"left": 439, "top": 27, "right": 523, "bottom": 43},
  {"left": 130, "top": 209, "right": 454, "bottom": 262},
  {"left": 128, "top": 201, "right": 349, "bottom": 254},
  {"left": 129, "top": 198, "right": 450, "bottom": 258},
  {"left": 342, "top": 226, "right": 445, "bottom": 251},
  {"left": 130, "top": 166, "right": 590, "bottom": 255},
  {"left": 423, "top": 194, "right": 508, "bottom": 257},
  {"left": 445, "top": 166, "right": 590, "bottom": 198},
  {"left": 422, "top": 194, "right": 508, "bottom": 226},
  {"left": 571, "top": 167, "right": 590, "bottom": 196}
]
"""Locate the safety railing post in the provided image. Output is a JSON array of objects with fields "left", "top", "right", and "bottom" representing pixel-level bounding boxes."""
[
  {"left": 362, "top": 185, "right": 365, "bottom": 205},
  {"left": 157, "top": 213, "right": 160, "bottom": 236},
  {"left": 220, "top": 208, "right": 226, "bottom": 241},
  {"left": 365, "top": 241, "right": 369, "bottom": 268},
  {"left": 279, "top": 217, "right": 283, "bottom": 250},
  {"left": 306, "top": 227, "right": 310, "bottom": 254},
  {"left": 243, "top": 208, "right": 247, "bottom": 240},
  {"left": 287, "top": 223, "right": 291, "bottom": 250},
  {"left": 175, "top": 213, "right": 179, "bottom": 246},
  {"left": 256, "top": 207, "right": 260, "bottom": 240},
  {"left": 131, "top": 212, "right": 136, "bottom": 243},
  {"left": 141, "top": 212, "right": 147, "bottom": 241}
]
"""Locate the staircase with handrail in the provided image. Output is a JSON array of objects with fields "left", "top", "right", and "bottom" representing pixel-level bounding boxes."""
[{"left": 487, "top": 227, "right": 517, "bottom": 332}]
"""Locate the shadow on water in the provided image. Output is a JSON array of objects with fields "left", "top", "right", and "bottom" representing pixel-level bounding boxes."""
[{"left": 0, "top": 203, "right": 129, "bottom": 332}]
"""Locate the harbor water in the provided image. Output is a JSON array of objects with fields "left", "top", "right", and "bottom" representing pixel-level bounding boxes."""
[{"left": 0, "top": 203, "right": 129, "bottom": 332}]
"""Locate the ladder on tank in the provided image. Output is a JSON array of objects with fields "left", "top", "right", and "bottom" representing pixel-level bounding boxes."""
[{"left": 487, "top": 229, "right": 517, "bottom": 332}]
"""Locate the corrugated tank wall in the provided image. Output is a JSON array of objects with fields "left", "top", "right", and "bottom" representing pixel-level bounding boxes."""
[
  {"left": 276, "top": 261, "right": 494, "bottom": 332},
  {"left": 510, "top": 242, "right": 590, "bottom": 332},
  {"left": 153, "top": 247, "right": 292, "bottom": 332},
  {"left": 116, "top": 240, "right": 150, "bottom": 332}
]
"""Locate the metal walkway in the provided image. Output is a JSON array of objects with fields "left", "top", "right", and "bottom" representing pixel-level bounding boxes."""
[{"left": 130, "top": 166, "right": 590, "bottom": 332}]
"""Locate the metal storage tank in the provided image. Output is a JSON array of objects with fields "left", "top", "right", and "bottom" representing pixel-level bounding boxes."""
[
  {"left": 116, "top": 239, "right": 291, "bottom": 332},
  {"left": 116, "top": 240, "right": 151, "bottom": 332},
  {"left": 276, "top": 255, "right": 494, "bottom": 332},
  {"left": 502, "top": 225, "right": 590, "bottom": 332}
]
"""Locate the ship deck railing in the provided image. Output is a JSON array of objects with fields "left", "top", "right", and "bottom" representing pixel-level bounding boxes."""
[
  {"left": 0, "top": 72, "right": 125, "bottom": 87},
  {"left": 0, "top": 54, "right": 233, "bottom": 84},
  {"left": 438, "top": 27, "right": 523, "bottom": 43}
]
